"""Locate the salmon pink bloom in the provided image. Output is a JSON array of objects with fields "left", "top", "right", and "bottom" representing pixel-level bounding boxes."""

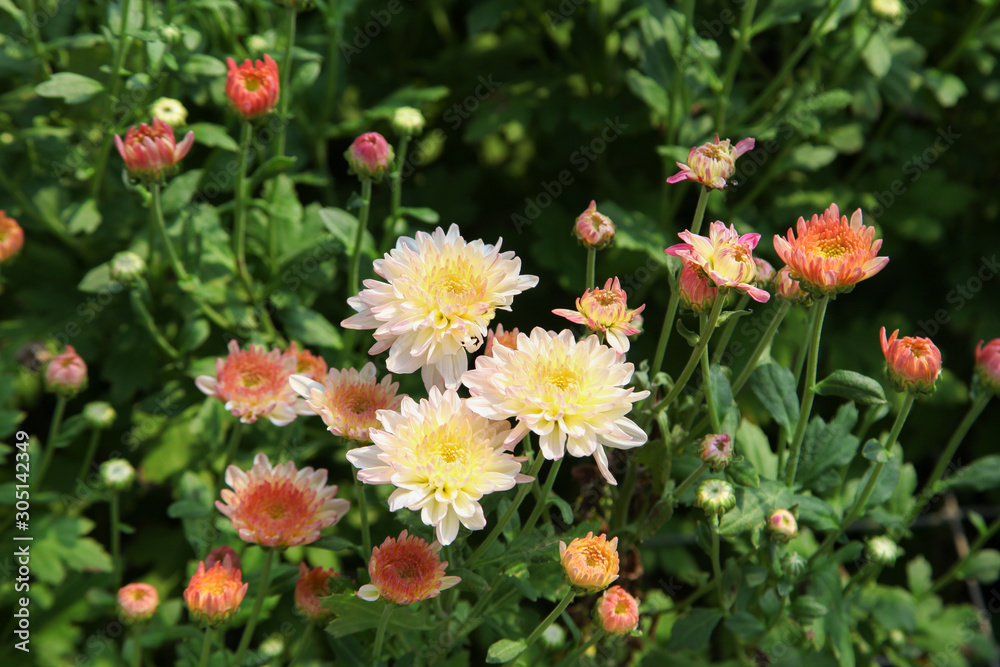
[
  {"left": 346, "top": 387, "right": 528, "bottom": 545},
  {"left": 880, "top": 327, "right": 942, "bottom": 395},
  {"left": 773, "top": 204, "right": 889, "bottom": 296},
  {"left": 573, "top": 200, "right": 615, "bottom": 249},
  {"left": 597, "top": 586, "right": 639, "bottom": 635},
  {"left": 666, "top": 221, "right": 770, "bottom": 303},
  {"left": 0, "top": 211, "right": 24, "bottom": 262},
  {"left": 667, "top": 135, "right": 755, "bottom": 190},
  {"left": 342, "top": 224, "right": 538, "bottom": 391},
  {"left": 184, "top": 555, "right": 249, "bottom": 626},
  {"left": 775, "top": 266, "right": 810, "bottom": 304},
  {"left": 226, "top": 54, "right": 279, "bottom": 119},
  {"left": 45, "top": 345, "right": 88, "bottom": 396},
  {"left": 216, "top": 452, "right": 350, "bottom": 548},
  {"left": 295, "top": 563, "right": 338, "bottom": 621},
  {"left": 283, "top": 341, "right": 328, "bottom": 382},
  {"left": 357, "top": 530, "right": 461, "bottom": 605},
  {"left": 484, "top": 324, "right": 520, "bottom": 357},
  {"left": 117, "top": 583, "right": 159, "bottom": 624},
  {"left": 975, "top": 339, "right": 1000, "bottom": 393},
  {"left": 677, "top": 259, "right": 719, "bottom": 313},
  {"left": 552, "top": 278, "right": 645, "bottom": 354},
  {"left": 560, "top": 532, "right": 620, "bottom": 592},
  {"left": 196, "top": 340, "right": 311, "bottom": 426},
  {"left": 205, "top": 545, "right": 241, "bottom": 572},
  {"left": 289, "top": 362, "right": 403, "bottom": 443},
  {"left": 463, "top": 328, "right": 649, "bottom": 485},
  {"left": 114, "top": 117, "right": 195, "bottom": 182},
  {"left": 345, "top": 132, "right": 395, "bottom": 181}
]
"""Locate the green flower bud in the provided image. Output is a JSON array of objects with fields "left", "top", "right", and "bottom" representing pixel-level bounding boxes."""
[{"left": 695, "top": 479, "right": 736, "bottom": 515}]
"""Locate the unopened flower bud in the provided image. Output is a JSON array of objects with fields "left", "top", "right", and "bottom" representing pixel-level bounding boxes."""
[
  {"left": 596, "top": 585, "right": 639, "bottom": 635},
  {"left": 866, "top": 536, "right": 902, "bottom": 566},
  {"left": 206, "top": 545, "right": 242, "bottom": 572},
  {"left": 560, "top": 532, "right": 620, "bottom": 592},
  {"left": 871, "top": 0, "right": 903, "bottom": 20},
  {"left": 226, "top": 54, "right": 280, "bottom": 120},
  {"left": 695, "top": 479, "right": 736, "bottom": 515},
  {"left": 678, "top": 260, "right": 719, "bottom": 313},
  {"left": 345, "top": 132, "right": 394, "bottom": 181},
  {"left": 392, "top": 107, "right": 425, "bottom": 137},
  {"left": 698, "top": 434, "right": 733, "bottom": 471},
  {"left": 767, "top": 509, "right": 798, "bottom": 542},
  {"left": 295, "top": 562, "right": 338, "bottom": 621},
  {"left": 111, "top": 251, "right": 147, "bottom": 284},
  {"left": 782, "top": 552, "right": 807, "bottom": 578},
  {"left": 573, "top": 200, "right": 615, "bottom": 249},
  {"left": 974, "top": 338, "right": 1000, "bottom": 394},
  {"left": 151, "top": 97, "right": 188, "bottom": 128},
  {"left": 118, "top": 583, "right": 159, "bottom": 623},
  {"left": 775, "top": 266, "right": 810, "bottom": 305},
  {"left": 880, "top": 327, "right": 942, "bottom": 395},
  {"left": 0, "top": 210, "right": 25, "bottom": 262},
  {"left": 83, "top": 402, "right": 117, "bottom": 429},
  {"left": 101, "top": 458, "right": 136, "bottom": 491},
  {"left": 754, "top": 257, "right": 776, "bottom": 287},
  {"left": 45, "top": 345, "right": 88, "bottom": 396}
]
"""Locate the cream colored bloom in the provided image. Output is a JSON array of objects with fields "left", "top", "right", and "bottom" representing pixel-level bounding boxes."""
[
  {"left": 462, "top": 328, "right": 650, "bottom": 485},
  {"left": 346, "top": 387, "right": 531, "bottom": 545},
  {"left": 150, "top": 97, "right": 188, "bottom": 127},
  {"left": 342, "top": 225, "right": 538, "bottom": 390}
]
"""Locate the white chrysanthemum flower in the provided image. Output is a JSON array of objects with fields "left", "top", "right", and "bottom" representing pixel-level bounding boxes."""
[
  {"left": 462, "top": 328, "right": 650, "bottom": 485},
  {"left": 341, "top": 224, "right": 539, "bottom": 391},
  {"left": 345, "top": 387, "right": 532, "bottom": 545}
]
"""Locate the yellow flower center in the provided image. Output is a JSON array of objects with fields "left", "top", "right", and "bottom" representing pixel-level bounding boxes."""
[
  {"left": 582, "top": 543, "right": 611, "bottom": 569},
  {"left": 904, "top": 340, "right": 931, "bottom": 358},
  {"left": 545, "top": 367, "right": 580, "bottom": 392},
  {"left": 614, "top": 598, "right": 631, "bottom": 614},
  {"left": 433, "top": 439, "right": 467, "bottom": 465},
  {"left": 592, "top": 289, "right": 617, "bottom": 307},
  {"left": 344, "top": 393, "right": 373, "bottom": 415},
  {"left": 815, "top": 238, "right": 849, "bottom": 257},
  {"left": 700, "top": 143, "right": 730, "bottom": 161},
  {"left": 241, "top": 371, "right": 264, "bottom": 387}
]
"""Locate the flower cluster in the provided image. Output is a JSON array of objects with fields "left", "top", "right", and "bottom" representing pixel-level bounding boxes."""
[{"left": 666, "top": 221, "right": 770, "bottom": 303}]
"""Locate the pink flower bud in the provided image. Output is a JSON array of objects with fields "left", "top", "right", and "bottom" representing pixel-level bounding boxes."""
[
  {"left": 596, "top": 585, "right": 639, "bottom": 635},
  {"left": 753, "top": 257, "right": 776, "bottom": 287},
  {"left": 345, "top": 132, "right": 394, "bottom": 181},
  {"left": 678, "top": 260, "right": 719, "bottom": 313},
  {"left": 114, "top": 117, "right": 195, "bottom": 182},
  {"left": 573, "top": 200, "right": 615, "bottom": 249},
  {"left": 484, "top": 324, "right": 520, "bottom": 357},
  {"left": 775, "top": 266, "right": 810, "bottom": 305},
  {"left": 226, "top": 54, "right": 280, "bottom": 119},
  {"left": 118, "top": 583, "right": 160, "bottom": 624},
  {"left": 667, "top": 135, "right": 755, "bottom": 190},
  {"left": 205, "top": 545, "right": 241, "bottom": 573},
  {"left": 975, "top": 339, "right": 1000, "bottom": 394},
  {"left": 295, "top": 562, "right": 338, "bottom": 622},
  {"left": 698, "top": 433, "right": 733, "bottom": 471},
  {"left": 45, "top": 345, "right": 88, "bottom": 396},
  {"left": 0, "top": 211, "right": 24, "bottom": 262},
  {"left": 767, "top": 509, "right": 798, "bottom": 542},
  {"left": 880, "top": 327, "right": 942, "bottom": 395}
]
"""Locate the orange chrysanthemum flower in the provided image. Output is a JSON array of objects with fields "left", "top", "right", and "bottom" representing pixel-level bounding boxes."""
[
  {"left": 117, "top": 583, "right": 160, "bottom": 624},
  {"left": 773, "top": 204, "right": 889, "bottom": 296},
  {"left": 183, "top": 555, "right": 249, "bottom": 626},
  {"left": 226, "top": 54, "right": 279, "bottom": 119},
  {"left": 552, "top": 277, "right": 645, "bottom": 354},
  {"left": 559, "top": 531, "right": 620, "bottom": 592},
  {"left": 880, "top": 327, "right": 942, "bottom": 395},
  {"left": 284, "top": 342, "right": 328, "bottom": 382},
  {"left": 196, "top": 340, "right": 311, "bottom": 426},
  {"left": 0, "top": 211, "right": 24, "bottom": 262},
  {"left": 289, "top": 362, "right": 403, "bottom": 443},
  {"left": 596, "top": 586, "right": 639, "bottom": 635},
  {"left": 216, "top": 452, "right": 350, "bottom": 548},
  {"left": 483, "top": 324, "right": 520, "bottom": 357},
  {"left": 357, "top": 530, "right": 461, "bottom": 605},
  {"left": 295, "top": 562, "right": 338, "bottom": 621}
]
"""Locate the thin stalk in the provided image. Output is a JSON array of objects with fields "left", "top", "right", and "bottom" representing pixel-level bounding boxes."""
[
  {"left": 215, "top": 421, "right": 242, "bottom": 499},
  {"left": 78, "top": 428, "right": 102, "bottom": 483},
  {"left": 585, "top": 246, "right": 597, "bottom": 290},
  {"left": 466, "top": 442, "right": 545, "bottom": 568},
  {"left": 287, "top": 623, "right": 311, "bottom": 667},
  {"left": 710, "top": 520, "right": 725, "bottom": 613},
  {"left": 349, "top": 178, "right": 373, "bottom": 297},
  {"left": 556, "top": 628, "right": 606, "bottom": 666},
  {"left": 731, "top": 300, "right": 791, "bottom": 395},
  {"left": 938, "top": 1, "right": 997, "bottom": 73},
  {"left": 129, "top": 288, "right": 181, "bottom": 359},
  {"left": 386, "top": 135, "right": 410, "bottom": 241},
  {"left": 35, "top": 394, "right": 68, "bottom": 489},
  {"left": 197, "top": 626, "right": 215, "bottom": 667},
  {"left": 22, "top": 0, "right": 52, "bottom": 78},
  {"left": 716, "top": 0, "right": 758, "bottom": 132},
  {"left": 511, "top": 588, "right": 575, "bottom": 664},
  {"left": 234, "top": 121, "right": 254, "bottom": 294},
  {"left": 612, "top": 453, "right": 639, "bottom": 529},
  {"left": 809, "top": 392, "right": 915, "bottom": 567},
  {"left": 522, "top": 458, "right": 563, "bottom": 536},
  {"left": 355, "top": 471, "right": 371, "bottom": 560},
  {"left": 111, "top": 491, "right": 123, "bottom": 587},
  {"left": 275, "top": 6, "right": 298, "bottom": 158},
  {"left": 784, "top": 295, "right": 829, "bottom": 488},
  {"left": 674, "top": 462, "right": 710, "bottom": 502},
  {"left": 673, "top": 547, "right": 760, "bottom": 614},
  {"left": 91, "top": 0, "right": 135, "bottom": 199},
  {"left": 131, "top": 623, "right": 144, "bottom": 667},
  {"left": 907, "top": 392, "right": 992, "bottom": 524},
  {"left": 710, "top": 294, "right": 750, "bottom": 366},
  {"left": 701, "top": 314, "right": 722, "bottom": 433},
  {"left": 373, "top": 603, "right": 394, "bottom": 662},
  {"left": 231, "top": 548, "right": 276, "bottom": 667},
  {"left": 932, "top": 513, "right": 1000, "bottom": 594}
]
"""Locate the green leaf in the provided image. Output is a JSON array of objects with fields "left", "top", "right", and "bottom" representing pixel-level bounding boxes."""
[
  {"left": 177, "top": 318, "right": 210, "bottom": 353},
  {"left": 737, "top": 420, "right": 777, "bottom": 480},
  {"left": 188, "top": 122, "right": 239, "bottom": 152},
  {"left": 250, "top": 156, "right": 297, "bottom": 189},
  {"left": 936, "top": 455, "right": 1000, "bottom": 492},
  {"left": 862, "top": 32, "right": 892, "bottom": 78},
  {"left": 312, "top": 536, "right": 355, "bottom": 551},
  {"left": 789, "top": 144, "right": 838, "bottom": 171},
  {"left": 792, "top": 595, "right": 829, "bottom": 621},
  {"left": 667, "top": 608, "right": 723, "bottom": 651},
  {"left": 183, "top": 53, "right": 227, "bottom": 77},
  {"left": 35, "top": 72, "right": 105, "bottom": 104},
  {"left": 597, "top": 201, "right": 671, "bottom": 266},
  {"left": 161, "top": 169, "right": 204, "bottom": 215},
  {"left": 907, "top": 555, "right": 933, "bottom": 596},
  {"left": 956, "top": 549, "right": 1000, "bottom": 584},
  {"left": 854, "top": 444, "right": 902, "bottom": 510},
  {"left": 749, "top": 363, "right": 799, "bottom": 434},
  {"left": 398, "top": 206, "right": 440, "bottom": 223},
  {"left": 77, "top": 262, "right": 120, "bottom": 294},
  {"left": 814, "top": 370, "right": 887, "bottom": 405},
  {"left": 719, "top": 480, "right": 792, "bottom": 537},
  {"left": 708, "top": 364, "right": 734, "bottom": 434},
  {"left": 726, "top": 459, "right": 760, "bottom": 489},
  {"left": 675, "top": 319, "right": 700, "bottom": 347},
  {"left": 724, "top": 611, "right": 766, "bottom": 639},
  {"left": 794, "top": 494, "right": 840, "bottom": 531},
  {"left": 715, "top": 309, "right": 751, "bottom": 327},
  {"left": 65, "top": 198, "right": 102, "bottom": 235},
  {"left": 625, "top": 69, "right": 669, "bottom": 116},
  {"left": 325, "top": 596, "right": 435, "bottom": 638},
  {"left": 862, "top": 438, "right": 889, "bottom": 463},
  {"left": 291, "top": 61, "right": 321, "bottom": 93},
  {"left": 546, "top": 495, "right": 575, "bottom": 527},
  {"left": 166, "top": 500, "right": 212, "bottom": 519},
  {"left": 864, "top": 586, "right": 916, "bottom": 631},
  {"left": 924, "top": 69, "right": 968, "bottom": 107},
  {"left": 278, "top": 307, "right": 343, "bottom": 349},
  {"left": 486, "top": 639, "right": 527, "bottom": 664},
  {"left": 797, "top": 403, "right": 860, "bottom": 489}
]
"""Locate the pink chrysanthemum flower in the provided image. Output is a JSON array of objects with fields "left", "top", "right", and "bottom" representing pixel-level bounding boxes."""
[
  {"left": 283, "top": 342, "right": 328, "bottom": 382},
  {"left": 666, "top": 221, "right": 770, "bottom": 303},
  {"left": 698, "top": 433, "right": 733, "bottom": 471},
  {"left": 560, "top": 532, "right": 620, "bottom": 592},
  {"left": 597, "top": 586, "right": 639, "bottom": 635},
  {"left": 346, "top": 387, "right": 529, "bottom": 545},
  {"left": 678, "top": 259, "right": 720, "bottom": 313},
  {"left": 666, "top": 135, "right": 755, "bottom": 190},
  {"left": 205, "top": 545, "right": 241, "bottom": 572},
  {"left": 573, "top": 200, "right": 615, "bottom": 249},
  {"left": 754, "top": 257, "right": 776, "bottom": 287},
  {"left": 226, "top": 54, "right": 280, "bottom": 119},
  {"left": 183, "top": 555, "right": 249, "bottom": 626},
  {"left": 773, "top": 204, "right": 889, "bottom": 296},
  {"left": 289, "top": 362, "right": 403, "bottom": 443},
  {"left": 117, "top": 583, "right": 160, "bottom": 624},
  {"left": 975, "top": 339, "right": 1000, "bottom": 394},
  {"left": 463, "top": 328, "right": 649, "bottom": 485},
  {"left": 342, "top": 224, "right": 539, "bottom": 391},
  {"left": 484, "top": 324, "right": 520, "bottom": 357},
  {"left": 775, "top": 266, "right": 810, "bottom": 304},
  {"left": 114, "top": 117, "right": 195, "bottom": 182},
  {"left": 196, "top": 340, "right": 311, "bottom": 426},
  {"left": 0, "top": 211, "right": 24, "bottom": 262},
  {"left": 216, "top": 452, "right": 350, "bottom": 548},
  {"left": 357, "top": 530, "right": 461, "bottom": 605},
  {"left": 880, "top": 327, "right": 942, "bottom": 395},
  {"left": 295, "top": 562, "right": 338, "bottom": 621},
  {"left": 345, "top": 132, "right": 395, "bottom": 181},
  {"left": 45, "top": 345, "right": 88, "bottom": 396},
  {"left": 553, "top": 277, "right": 645, "bottom": 354}
]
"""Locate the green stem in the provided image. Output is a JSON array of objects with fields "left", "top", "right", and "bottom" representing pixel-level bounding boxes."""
[
  {"left": 784, "top": 295, "right": 829, "bottom": 488},
  {"left": 275, "top": 6, "right": 298, "bottom": 158},
  {"left": 234, "top": 121, "right": 254, "bottom": 294},
  {"left": 711, "top": 294, "right": 750, "bottom": 366},
  {"left": 932, "top": 513, "right": 1000, "bottom": 594},
  {"left": 674, "top": 462, "right": 710, "bottom": 502},
  {"left": 22, "top": 0, "right": 52, "bottom": 79},
  {"left": 129, "top": 288, "right": 181, "bottom": 359},
  {"left": 700, "top": 314, "right": 722, "bottom": 434},
  {"left": 231, "top": 548, "right": 276, "bottom": 667},
  {"left": 689, "top": 185, "right": 711, "bottom": 237},
  {"left": 197, "top": 626, "right": 215, "bottom": 667},
  {"left": 808, "top": 392, "right": 915, "bottom": 568},
  {"left": 91, "top": 0, "right": 135, "bottom": 200},
  {"left": 555, "top": 628, "right": 606, "bottom": 667},
  {"left": 710, "top": 520, "right": 726, "bottom": 613},
  {"left": 36, "top": 394, "right": 68, "bottom": 489},
  {"left": 132, "top": 623, "right": 144, "bottom": 667},
  {"left": 512, "top": 588, "right": 576, "bottom": 664},
  {"left": 111, "top": 491, "right": 123, "bottom": 588},
  {"left": 938, "top": 1, "right": 997, "bottom": 73},
  {"left": 216, "top": 421, "right": 242, "bottom": 499},
  {"left": 716, "top": 0, "right": 758, "bottom": 133},
  {"left": 373, "top": 603, "right": 394, "bottom": 663},
  {"left": 522, "top": 458, "right": 563, "bottom": 536},
  {"left": 612, "top": 453, "right": 639, "bottom": 529},
  {"left": 731, "top": 300, "right": 791, "bottom": 395},
  {"left": 386, "top": 135, "right": 409, "bottom": 241},
  {"left": 287, "top": 623, "right": 311, "bottom": 667},
  {"left": 79, "top": 428, "right": 102, "bottom": 483},
  {"left": 585, "top": 246, "right": 597, "bottom": 290},
  {"left": 355, "top": 471, "right": 371, "bottom": 560},
  {"left": 466, "top": 441, "right": 545, "bottom": 568},
  {"left": 349, "top": 178, "right": 374, "bottom": 297},
  {"left": 907, "top": 392, "right": 992, "bottom": 524}
]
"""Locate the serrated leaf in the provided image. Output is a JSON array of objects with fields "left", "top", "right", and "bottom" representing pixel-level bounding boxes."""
[
  {"left": 325, "top": 596, "right": 435, "bottom": 638},
  {"left": 792, "top": 595, "right": 828, "bottom": 621},
  {"left": 726, "top": 459, "right": 760, "bottom": 489},
  {"left": 814, "top": 370, "right": 887, "bottom": 405},
  {"left": 66, "top": 198, "right": 102, "bottom": 235},
  {"left": 719, "top": 480, "right": 792, "bottom": 537},
  {"left": 797, "top": 403, "right": 860, "bottom": 489},
  {"left": 183, "top": 53, "right": 227, "bottom": 77},
  {"left": 794, "top": 494, "right": 840, "bottom": 531},
  {"left": 188, "top": 122, "right": 239, "bottom": 152},
  {"left": 486, "top": 639, "right": 527, "bottom": 663},
  {"left": 667, "top": 608, "right": 723, "bottom": 651},
  {"left": 956, "top": 549, "right": 1000, "bottom": 584},
  {"left": 749, "top": 363, "right": 799, "bottom": 435},
  {"left": 35, "top": 72, "right": 104, "bottom": 104},
  {"left": 278, "top": 308, "right": 343, "bottom": 349},
  {"left": 725, "top": 611, "right": 766, "bottom": 639},
  {"left": 936, "top": 455, "right": 1000, "bottom": 492},
  {"left": 250, "top": 156, "right": 297, "bottom": 189},
  {"left": 862, "top": 438, "right": 888, "bottom": 463}
]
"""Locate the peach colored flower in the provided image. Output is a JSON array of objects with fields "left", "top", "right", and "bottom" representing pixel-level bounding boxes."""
[
  {"left": 773, "top": 204, "right": 889, "bottom": 296},
  {"left": 216, "top": 452, "right": 350, "bottom": 548},
  {"left": 597, "top": 586, "right": 639, "bottom": 635},
  {"left": 345, "top": 132, "right": 395, "bottom": 181},
  {"left": 357, "top": 530, "right": 461, "bottom": 605},
  {"left": 573, "top": 200, "right": 615, "bottom": 249},
  {"left": 677, "top": 259, "right": 720, "bottom": 313},
  {"left": 975, "top": 338, "right": 1000, "bottom": 393},
  {"left": 283, "top": 342, "right": 328, "bottom": 382},
  {"left": 484, "top": 324, "right": 520, "bottom": 357},
  {"left": 560, "top": 532, "right": 620, "bottom": 592},
  {"left": 196, "top": 340, "right": 311, "bottom": 426},
  {"left": 666, "top": 221, "right": 770, "bottom": 303},
  {"left": 667, "top": 135, "right": 755, "bottom": 189},
  {"left": 115, "top": 117, "right": 195, "bottom": 181},
  {"left": 0, "top": 211, "right": 24, "bottom": 262},
  {"left": 463, "top": 328, "right": 649, "bottom": 485},
  {"left": 553, "top": 277, "right": 645, "bottom": 354},
  {"left": 346, "top": 387, "right": 529, "bottom": 545},
  {"left": 880, "top": 327, "right": 942, "bottom": 395},
  {"left": 45, "top": 345, "right": 88, "bottom": 396},
  {"left": 342, "top": 224, "right": 538, "bottom": 390},
  {"left": 775, "top": 266, "right": 810, "bottom": 304},
  {"left": 289, "top": 362, "right": 403, "bottom": 443},
  {"left": 226, "top": 54, "right": 279, "bottom": 119},
  {"left": 295, "top": 562, "right": 338, "bottom": 621},
  {"left": 184, "top": 555, "right": 249, "bottom": 626},
  {"left": 117, "top": 583, "right": 159, "bottom": 623}
]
